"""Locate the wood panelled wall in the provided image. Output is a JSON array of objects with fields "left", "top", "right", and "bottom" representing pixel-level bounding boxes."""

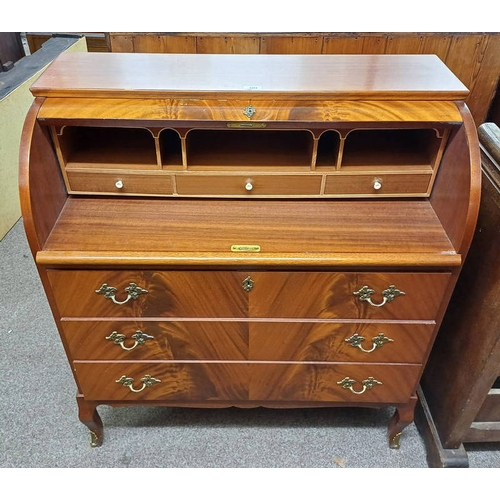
[{"left": 108, "top": 32, "right": 500, "bottom": 126}]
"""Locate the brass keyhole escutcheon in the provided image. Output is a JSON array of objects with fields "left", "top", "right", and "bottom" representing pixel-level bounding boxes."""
[
  {"left": 242, "top": 276, "right": 254, "bottom": 292},
  {"left": 243, "top": 105, "right": 256, "bottom": 118}
]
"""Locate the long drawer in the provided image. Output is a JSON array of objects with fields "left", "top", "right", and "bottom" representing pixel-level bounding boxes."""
[
  {"left": 73, "top": 361, "right": 422, "bottom": 403},
  {"left": 63, "top": 320, "right": 434, "bottom": 363},
  {"left": 47, "top": 270, "right": 450, "bottom": 320}
]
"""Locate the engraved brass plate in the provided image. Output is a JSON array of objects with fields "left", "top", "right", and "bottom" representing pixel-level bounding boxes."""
[
  {"left": 227, "top": 122, "right": 266, "bottom": 128},
  {"left": 231, "top": 245, "right": 261, "bottom": 252}
]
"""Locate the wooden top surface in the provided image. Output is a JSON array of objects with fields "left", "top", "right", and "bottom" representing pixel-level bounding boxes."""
[
  {"left": 30, "top": 52, "right": 469, "bottom": 100},
  {"left": 38, "top": 197, "right": 460, "bottom": 267}
]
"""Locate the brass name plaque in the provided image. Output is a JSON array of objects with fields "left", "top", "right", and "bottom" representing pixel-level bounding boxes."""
[
  {"left": 231, "top": 245, "right": 261, "bottom": 253},
  {"left": 227, "top": 122, "right": 266, "bottom": 128}
]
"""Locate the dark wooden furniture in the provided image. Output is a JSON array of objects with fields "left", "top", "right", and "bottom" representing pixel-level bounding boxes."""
[
  {"left": 19, "top": 53, "right": 480, "bottom": 449},
  {"left": 0, "top": 32, "right": 24, "bottom": 71},
  {"left": 416, "top": 122, "right": 500, "bottom": 467},
  {"left": 25, "top": 32, "right": 109, "bottom": 54}
]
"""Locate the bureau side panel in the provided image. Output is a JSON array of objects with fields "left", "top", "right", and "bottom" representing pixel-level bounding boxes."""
[
  {"left": 430, "top": 103, "right": 481, "bottom": 255},
  {"left": 19, "top": 98, "right": 67, "bottom": 253}
]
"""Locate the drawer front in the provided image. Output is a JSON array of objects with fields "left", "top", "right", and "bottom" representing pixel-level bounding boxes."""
[
  {"left": 66, "top": 170, "right": 174, "bottom": 196},
  {"left": 47, "top": 270, "right": 248, "bottom": 318},
  {"left": 47, "top": 270, "right": 450, "bottom": 320},
  {"left": 248, "top": 272, "right": 451, "bottom": 320},
  {"left": 63, "top": 320, "right": 433, "bottom": 363},
  {"left": 250, "top": 322, "right": 434, "bottom": 363},
  {"left": 250, "top": 363, "right": 421, "bottom": 403},
  {"left": 175, "top": 174, "right": 322, "bottom": 196},
  {"left": 74, "top": 361, "right": 250, "bottom": 401},
  {"left": 324, "top": 173, "right": 432, "bottom": 196},
  {"left": 63, "top": 320, "right": 249, "bottom": 361},
  {"left": 73, "top": 361, "right": 420, "bottom": 403}
]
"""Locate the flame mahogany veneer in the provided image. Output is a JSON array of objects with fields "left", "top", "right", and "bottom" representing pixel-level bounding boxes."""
[{"left": 19, "top": 53, "right": 480, "bottom": 450}]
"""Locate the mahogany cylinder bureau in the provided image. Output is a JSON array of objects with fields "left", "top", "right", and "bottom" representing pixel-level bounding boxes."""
[{"left": 19, "top": 53, "right": 481, "bottom": 449}]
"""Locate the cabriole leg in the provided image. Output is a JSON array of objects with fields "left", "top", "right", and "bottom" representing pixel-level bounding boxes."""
[
  {"left": 77, "top": 395, "right": 103, "bottom": 447},
  {"left": 388, "top": 394, "right": 418, "bottom": 449}
]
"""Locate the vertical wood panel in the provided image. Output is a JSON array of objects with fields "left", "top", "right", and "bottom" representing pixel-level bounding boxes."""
[
  {"left": 421, "top": 35, "right": 452, "bottom": 61},
  {"left": 322, "top": 35, "right": 387, "bottom": 54},
  {"left": 385, "top": 35, "right": 452, "bottom": 61},
  {"left": 445, "top": 35, "right": 489, "bottom": 125},
  {"left": 129, "top": 35, "right": 159, "bottom": 52},
  {"left": 133, "top": 35, "right": 197, "bottom": 53},
  {"left": 360, "top": 35, "right": 387, "bottom": 54},
  {"left": 197, "top": 36, "right": 260, "bottom": 54},
  {"left": 322, "top": 35, "right": 365, "bottom": 54},
  {"left": 260, "top": 36, "right": 323, "bottom": 54},
  {"left": 108, "top": 35, "right": 134, "bottom": 53},
  {"left": 385, "top": 35, "right": 426, "bottom": 54},
  {"left": 445, "top": 35, "right": 486, "bottom": 89},
  {"left": 465, "top": 35, "right": 500, "bottom": 126}
]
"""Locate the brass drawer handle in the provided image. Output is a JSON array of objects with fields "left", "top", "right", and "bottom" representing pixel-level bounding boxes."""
[
  {"left": 345, "top": 333, "right": 394, "bottom": 353},
  {"left": 106, "top": 330, "right": 154, "bottom": 351},
  {"left": 95, "top": 282, "right": 148, "bottom": 305},
  {"left": 337, "top": 376, "right": 382, "bottom": 395},
  {"left": 242, "top": 276, "right": 254, "bottom": 292},
  {"left": 116, "top": 374, "right": 161, "bottom": 393},
  {"left": 353, "top": 285, "right": 405, "bottom": 307}
]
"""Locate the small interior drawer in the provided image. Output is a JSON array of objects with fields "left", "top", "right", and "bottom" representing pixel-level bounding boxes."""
[
  {"left": 65, "top": 170, "right": 174, "bottom": 196},
  {"left": 175, "top": 174, "right": 321, "bottom": 196},
  {"left": 324, "top": 173, "right": 432, "bottom": 196}
]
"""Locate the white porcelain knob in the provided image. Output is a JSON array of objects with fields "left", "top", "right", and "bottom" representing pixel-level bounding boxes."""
[
  {"left": 245, "top": 182, "right": 253, "bottom": 191},
  {"left": 373, "top": 179, "right": 382, "bottom": 190},
  {"left": 115, "top": 180, "right": 124, "bottom": 189}
]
